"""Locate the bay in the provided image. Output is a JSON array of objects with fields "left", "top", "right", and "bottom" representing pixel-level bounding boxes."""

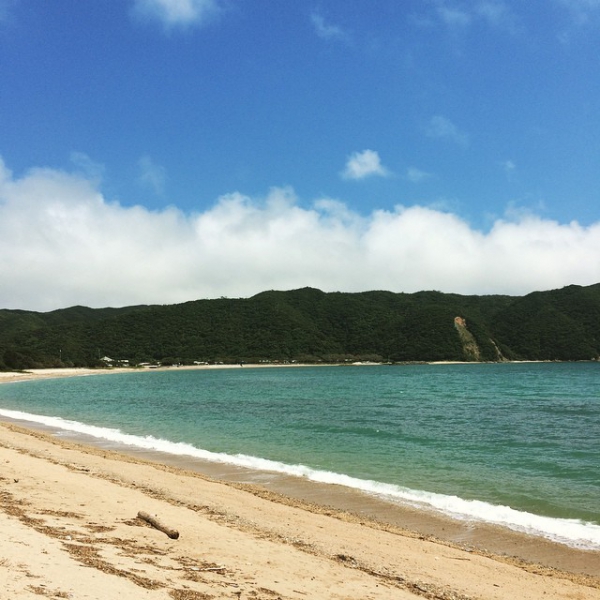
[{"left": 0, "top": 362, "right": 598, "bottom": 549}]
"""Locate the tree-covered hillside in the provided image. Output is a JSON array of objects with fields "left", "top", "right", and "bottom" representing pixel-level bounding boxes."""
[{"left": 1, "top": 284, "right": 599, "bottom": 369}]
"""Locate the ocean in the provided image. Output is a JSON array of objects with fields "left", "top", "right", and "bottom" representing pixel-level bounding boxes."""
[{"left": 0, "top": 362, "right": 598, "bottom": 550}]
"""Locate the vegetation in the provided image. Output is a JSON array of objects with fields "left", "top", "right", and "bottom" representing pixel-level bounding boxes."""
[{"left": 1, "top": 284, "right": 599, "bottom": 370}]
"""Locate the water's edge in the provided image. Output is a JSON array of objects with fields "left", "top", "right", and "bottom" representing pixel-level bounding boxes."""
[
  {"left": 1, "top": 363, "right": 598, "bottom": 578},
  {"left": 1, "top": 412, "right": 599, "bottom": 579}
]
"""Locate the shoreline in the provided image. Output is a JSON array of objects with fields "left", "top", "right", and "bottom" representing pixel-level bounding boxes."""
[
  {"left": 1, "top": 366, "right": 599, "bottom": 598},
  {"left": 3, "top": 412, "right": 599, "bottom": 578},
  {"left": 1, "top": 421, "right": 599, "bottom": 600},
  {"left": 0, "top": 358, "right": 595, "bottom": 386}
]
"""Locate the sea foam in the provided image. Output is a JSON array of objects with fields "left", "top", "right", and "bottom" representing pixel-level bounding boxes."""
[{"left": 2, "top": 407, "right": 599, "bottom": 550}]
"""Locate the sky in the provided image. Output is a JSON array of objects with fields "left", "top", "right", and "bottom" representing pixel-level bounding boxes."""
[{"left": 1, "top": 0, "right": 600, "bottom": 311}]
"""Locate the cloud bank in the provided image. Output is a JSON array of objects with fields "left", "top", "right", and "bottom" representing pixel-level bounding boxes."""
[{"left": 1, "top": 158, "right": 600, "bottom": 312}]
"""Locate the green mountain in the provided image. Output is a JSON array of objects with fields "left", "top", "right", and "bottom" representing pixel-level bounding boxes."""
[{"left": 1, "top": 284, "right": 600, "bottom": 370}]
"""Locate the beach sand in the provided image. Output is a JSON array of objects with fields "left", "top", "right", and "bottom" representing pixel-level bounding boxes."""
[{"left": 1, "top": 369, "right": 599, "bottom": 599}]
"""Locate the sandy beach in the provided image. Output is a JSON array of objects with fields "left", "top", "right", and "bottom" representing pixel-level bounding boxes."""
[{"left": 1, "top": 369, "right": 599, "bottom": 599}]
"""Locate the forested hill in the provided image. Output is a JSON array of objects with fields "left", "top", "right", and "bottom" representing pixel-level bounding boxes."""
[{"left": 1, "top": 284, "right": 600, "bottom": 369}]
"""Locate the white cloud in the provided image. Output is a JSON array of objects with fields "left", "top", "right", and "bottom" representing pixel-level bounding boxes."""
[
  {"left": 310, "top": 12, "right": 349, "bottom": 41},
  {"left": 131, "top": 0, "right": 219, "bottom": 30},
  {"left": 1, "top": 157, "right": 600, "bottom": 311},
  {"left": 342, "top": 150, "right": 389, "bottom": 180},
  {"left": 426, "top": 115, "right": 469, "bottom": 147},
  {"left": 138, "top": 155, "right": 166, "bottom": 195}
]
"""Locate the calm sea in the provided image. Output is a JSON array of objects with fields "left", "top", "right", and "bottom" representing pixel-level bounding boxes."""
[{"left": 0, "top": 363, "right": 598, "bottom": 549}]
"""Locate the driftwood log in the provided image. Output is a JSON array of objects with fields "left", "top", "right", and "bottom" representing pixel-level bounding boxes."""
[{"left": 137, "top": 511, "right": 180, "bottom": 539}]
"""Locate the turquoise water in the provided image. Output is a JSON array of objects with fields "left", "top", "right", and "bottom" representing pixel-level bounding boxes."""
[{"left": 0, "top": 362, "right": 599, "bottom": 548}]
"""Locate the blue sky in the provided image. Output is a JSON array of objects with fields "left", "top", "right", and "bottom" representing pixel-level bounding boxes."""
[{"left": 1, "top": 0, "right": 600, "bottom": 310}]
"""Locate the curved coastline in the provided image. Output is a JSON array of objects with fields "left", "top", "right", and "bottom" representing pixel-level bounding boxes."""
[
  {"left": 0, "top": 420, "right": 599, "bottom": 600},
  {"left": 0, "top": 366, "right": 599, "bottom": 594},
  {"left": 1, "top": 403, "right": 599, "bottom": 555}
]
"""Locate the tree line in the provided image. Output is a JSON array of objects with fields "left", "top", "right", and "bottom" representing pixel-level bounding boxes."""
[{"left": 1, "top": 284, "right": 599, "bottom": 370}]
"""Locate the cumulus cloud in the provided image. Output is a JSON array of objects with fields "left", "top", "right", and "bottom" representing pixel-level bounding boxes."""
[
  {"left": 311, "top": 12, "right": 349, "bottom": 41},
  {"left": 342, "top": 150, "right": 389, "bottom": 180},
  {"left": 138, "top": 154, "right": 166, "bottom": 195},
  {"left": 131, "top": 0, "right": 219, "bottom": 30},
  {"left": 426, "top": 115, "right": 469, "bottom": 147},
  {"left": 1, "top": 157, "right": 600, "bottom": 311}
]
